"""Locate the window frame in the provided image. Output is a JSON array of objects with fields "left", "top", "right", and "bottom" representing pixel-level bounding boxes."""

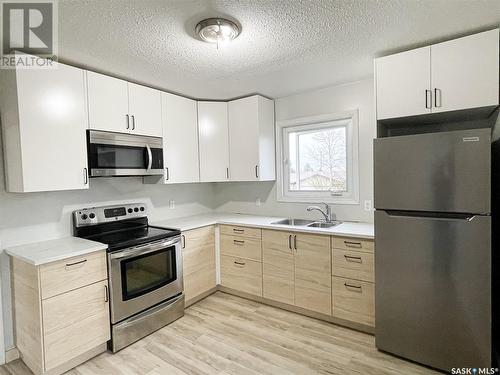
[{"left": 276, "top": 110, "right": 360, "bottom": 204}]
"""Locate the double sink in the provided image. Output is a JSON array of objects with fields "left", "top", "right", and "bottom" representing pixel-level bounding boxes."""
[{"left": 270, "top": 218, "right": 342, "bottom": 228}]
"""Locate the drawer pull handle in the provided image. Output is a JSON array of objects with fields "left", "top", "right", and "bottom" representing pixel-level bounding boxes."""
[
  {"left": 344, "top": 241, "right": 362, "bottom": 248},
  {"left": 344, "top": 255, "right": 362, "bottom": 263},
  {"left": 104, "top": 285, "right": 109, "bottom": 302},
  {"left": 344, "top": 282, "right": 363, "bottom": 292},
  {"left": 233, "top": 228, "right": 244, "bottom": 233},
  {"left": 234, "top": 261, "right": 246, "bottom": 266},
  {"left": 181, "top": 235, "right": 186, "bottom": 249},
  {"left": 234, "top": 239, "right": 245, "bottom": 245},
  {"left": 65, "top": 259, "right": 87, "bottom": 268}
]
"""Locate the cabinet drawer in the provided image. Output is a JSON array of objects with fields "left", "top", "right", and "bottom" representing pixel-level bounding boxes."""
[
  {"left": 220, "top": 255, "right": 262, "bottom": 296},
  {"left": 332, "top": 276, "right": 374, "bottom": 327},
  {"left": 332, "top": 249, "right": 374, "bottom": 282},
  {"left": 42, "top": 280, "right": 110, "bottom": 370},
  {"left": 332, "top": 237, "right": 374, "bottom": 253},
  {"left": 221, "top": 234, "right": 262, "bottom": 261},
  {"left": 220, "top": 225, "right": 261, "bottom": 239},
  {"left": 40, "top": 251, "right": 107, "bottom": 299}
]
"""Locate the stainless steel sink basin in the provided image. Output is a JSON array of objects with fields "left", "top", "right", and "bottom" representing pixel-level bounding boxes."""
[
  {"left": 271, "top": 218, "right": 315, "bottom": 226},
  {"left": 307, "top": 221, "right": 343, "bottom": 228}
]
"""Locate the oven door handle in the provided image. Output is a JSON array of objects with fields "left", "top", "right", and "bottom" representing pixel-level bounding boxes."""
[
  {"left": 146, "top": 144, "right": 152, "bottom": 170},
  {"left": 109, "top": 236, "right": 180, "bottom": 260}
]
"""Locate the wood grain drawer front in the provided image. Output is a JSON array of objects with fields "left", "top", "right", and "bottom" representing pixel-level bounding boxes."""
[
  {"left": 40, "top": 251, "right": 107, "bottom": 299},
  {"left": 220, "top": 255, "right": 262, "bottom": 296},
  {"left": 220, "top": 225, "right": 262, "bottom": 239},
  {"left": 221, "top": 234, "right": 262, "bottom": 261},
  {"left": 42, "top": 280, "right": 110, "bottom": 371},
  {"left": 332, "top": 237, "right": 374, "bottom": 253},
  {"left": 332, "top": 276, "right": 374, "bottom": 327},
  {"left": 294, "top": 233, "right": 332, "bottom": 315},
  {"left": 183, "top": 226, "right": 216, "bottom": 302},
  {"left": 332, "top": 249, "right": 374, "bottom": 282}
]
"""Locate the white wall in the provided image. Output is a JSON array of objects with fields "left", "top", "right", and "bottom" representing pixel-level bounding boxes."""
[{"left": 214, "top": 78, "right": 376, "bottom": 223}]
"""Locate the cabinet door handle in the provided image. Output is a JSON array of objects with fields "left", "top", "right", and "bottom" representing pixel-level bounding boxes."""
[
  {"left": 344, "top": 240, "right": 362, "bottom": 248},
  {"left": 425, "top": 90, "right": 432, "bottom": 109},
  {"left": 255, "top": 165, "right": 259, "bottom": 179},
  {"left": 434, "top": 88, "right": 442, "bottom": 108},
  {"left": 181, "top": 235, "right": 186, "bottom": 249},
  {"left": 65, "top": 259, "right": 87, "bottom": 268},
  {"left": 234, "top": 261, "right": 246, "bottom": 266},
  {"left": 83, "top": 168, "right": 88, "bottom": 185},
  {"left": 104, "top": 285, "right": 109, "bottom": 302},
  {"left": 288, "top": 234, "right": 292, "bottom": 250},
  {"left": 226, "top": 167, "right": 229, "bottom": 179},
  {"left": 293, "top": 235, "right": 297, "bottom": 250},
  {"left": 126, "top": 114, "right": 130, "bottom": 129},
  {"left": 344, "top": 254, "right": 362, "bottom": 263},
  {"left": 131, "top": 115, "right": 135, "bottom": 130},
  {"left": 233, "top": 239, "right": 245, "bottom": 245},
  {"left": 165, "top": 167, "right": 169, "bottom": 181}
]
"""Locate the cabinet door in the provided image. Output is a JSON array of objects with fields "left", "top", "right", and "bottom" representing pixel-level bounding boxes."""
[
  {"left": 87, "top": 71, "right": 129, "bottom": 133},
  {"left": 375, "top": 46, "right": 431, "bottom": 120},
  {"left": 228, "top": 96, "right": 259, "bottom": 181},
  {"left": 162, "top": 93, "right": 199, "bottom": 183},
  {"left": 182, "top": 226, "right": 216, "bottom": 304},
  {"left": 15, "top": 63, "right": 89, "bottom": 192},
  {"left": 198, "top": 102, "right": 230, "bottom": 182},
  {"left": 294, "top": 233, "right": 331, "bottom": 315},
  {"left": 127, "top": 83, "right": 162, "bottom": 137},
  {"left": 42, "top": 280, "right": 110, "bottom": 371},
  {"left": 431, "top": 29, "right": 499, "bottom": 113},
  {"left": 262, "top": 230, "right": 294, "bottom": 305}
]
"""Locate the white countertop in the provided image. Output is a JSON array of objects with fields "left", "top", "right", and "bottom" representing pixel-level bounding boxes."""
[
  {"left": 5, "top": 237, "right": 108, "bottom": 266},
  {"left": 153, "top": 213, "right": 374, "bottom": 239}
]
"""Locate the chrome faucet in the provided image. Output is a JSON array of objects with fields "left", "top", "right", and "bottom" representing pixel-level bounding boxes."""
[{"left": 306, "top": 202, "right": 334, "bottom": 222}]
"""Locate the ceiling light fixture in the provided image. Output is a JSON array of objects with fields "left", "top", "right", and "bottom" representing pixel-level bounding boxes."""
[{"left": 195, "top": 18, "right": 240, "bottom": 49}]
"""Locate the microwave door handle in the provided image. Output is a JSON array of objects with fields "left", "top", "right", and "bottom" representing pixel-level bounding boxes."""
[{"left": 146, "top": 144, "right": 152, "bottom": 170}]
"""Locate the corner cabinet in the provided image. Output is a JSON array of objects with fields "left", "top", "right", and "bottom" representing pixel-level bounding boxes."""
[
  {"left": 228, "top": 95, "right": 275, "bottom": 181},
  {"left": 11, "top": 251, "right": 110, "bottom": 375},
  {"left": 375, "top": 28, "right": 499, "bottom": 120},
  {"left": 0, "top": 58, "right": 89, "bottom": 192},
  {"left": 87, "top": 71, "right": 162, "bottom": 137}
]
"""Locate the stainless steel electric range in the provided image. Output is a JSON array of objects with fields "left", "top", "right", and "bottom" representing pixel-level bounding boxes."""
[{"left": 73, "top": 203, "right": 184, "bottom": 352}]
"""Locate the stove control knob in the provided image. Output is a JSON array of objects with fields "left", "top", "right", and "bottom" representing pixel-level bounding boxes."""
[
  {"left": 81, "top": 214, "right": 88, "bottom": 220},
  {"left": 127, "top": 208, "right": 133, "bottom": 214},
  {"left": 140, "top": 207, "right": 145, "bottom": 212},
  {"left": 134, "top": 207, "right": 139, "bottom": 212},
  {"left": 89, "top": 213, "right": 96, "bottom": 219}
]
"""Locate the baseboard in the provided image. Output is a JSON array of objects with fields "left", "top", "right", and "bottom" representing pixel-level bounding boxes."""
[
  {"left": 185, "top": 287, "right": 218, "bottom": 308},
  {"left": 45, "top": 342, "right": 107, "bottom": 375},
  {"left": 5, "top": 347, "right": 19, "bottom": 363},
  {"left": 217, "top": 285, "right": 374, "bottom": 335}
]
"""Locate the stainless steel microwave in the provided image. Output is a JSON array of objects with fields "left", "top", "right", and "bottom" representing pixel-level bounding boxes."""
[{"left": 87, "top": 130, "right": 164, "bottom": 177}]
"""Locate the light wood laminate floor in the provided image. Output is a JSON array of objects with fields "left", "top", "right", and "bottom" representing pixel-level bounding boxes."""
[{"left": 1, "top": 292, "right": 440, "bottom": 375}]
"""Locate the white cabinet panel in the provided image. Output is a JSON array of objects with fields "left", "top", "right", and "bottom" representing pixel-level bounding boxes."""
[
  {"left": 198, "top": 102, "right": 230, "bottom": 182},
  {"left": 127, "top": 83, "right": 162, "bottom": 137},
  {"left": 86, "top": 71, "right": 129, "bottom": 133},
  {"left": 375, "top": 46, "right": 431, "bottom": 120},
  {"left": 162, "top": 93, "right": 199, "bottom": 183},
  {"left": 0, "top": 60, "right": 89, "bottom": 192},
  {"left": 431, "top": 29, "right": 499, "bottom": 113}
]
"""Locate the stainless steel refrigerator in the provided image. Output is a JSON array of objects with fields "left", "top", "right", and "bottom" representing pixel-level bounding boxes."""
[{"left": 374, "top": 128, "right": 492, "bottom": 371}]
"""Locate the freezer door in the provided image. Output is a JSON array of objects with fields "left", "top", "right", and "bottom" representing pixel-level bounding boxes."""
[
  {"left": 375, "top": 210, "right": 491, "bottom": 371},
  {"left": 374, "top": 128, "right": 490, "bottom": 213}
]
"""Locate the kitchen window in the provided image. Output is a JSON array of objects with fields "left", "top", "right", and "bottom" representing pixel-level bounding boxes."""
[{"left": 276, "top": 111, "right": 359, "bottom": 204}]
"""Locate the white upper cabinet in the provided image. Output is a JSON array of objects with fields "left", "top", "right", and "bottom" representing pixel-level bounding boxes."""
[
  {"left": 87, "top": 72, "right": 162, "bottom": 137},
  {"left": 127, "top": 83, "right": 162, "bottom": 137},
  {"left": 198, "top": 102, "right": 230, "bottom": 182},
  {"left": 161, "top": 93, "right": 200, "bottom": 184},
  {"left": 87, "top": 71, "right": 129, "bottom": 133},
  {"left": 0, "top": 59, "right": 89, "bottom": 192},
  {"left": 431, "top": 29, "right": 499, "bottom": 113},
  {"left": 375, "top": 28, "right": 499, "bottom": 120},
  {"left": 228, "top": 95, "right": 275, "bottom": 181},
  {"left": 375, "top": 46, "right": 431, "bottom": 120}
]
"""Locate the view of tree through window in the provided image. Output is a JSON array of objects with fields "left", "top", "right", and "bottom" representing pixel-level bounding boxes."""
[{"left": 288, "top": 125, "right": 347, "bottom": 192}]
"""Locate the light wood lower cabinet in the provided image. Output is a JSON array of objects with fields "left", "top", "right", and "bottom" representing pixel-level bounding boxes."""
[
  {"left": 332, "top": 276, "right": 375, "bottom": 326},
  {"left": 182, "top": 226, "right": 216, "bottom": 305},
  {"left": 11, "top": 251, "right": 109, "bottom": 375}
]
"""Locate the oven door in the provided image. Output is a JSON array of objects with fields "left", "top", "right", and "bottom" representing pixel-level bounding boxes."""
[
  {"left": 88, "top": 130, "right": 164, "bottom": 177},
  {"left": 108, "top": 236, "right": 183, "bottom": 324}
]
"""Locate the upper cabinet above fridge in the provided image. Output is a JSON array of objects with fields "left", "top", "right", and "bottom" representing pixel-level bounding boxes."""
[
  {"left": 375, "top": 29, "right": 499, "bottom": 121},
  {"left": 86, "top": 71, "right": 162, "bottom": 137}
]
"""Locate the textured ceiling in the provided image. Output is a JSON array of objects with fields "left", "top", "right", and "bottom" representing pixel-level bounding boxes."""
[{"left": 59, "top": 0, "right": 500, "bottom": 100}]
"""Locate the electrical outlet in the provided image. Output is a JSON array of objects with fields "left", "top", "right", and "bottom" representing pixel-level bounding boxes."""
[
  {"left": 169, "top": 200, "right": 175, "bottom": 209},
  {"left": 364, "top": 200, "right": 372, "bottom": 211},
  {"left": 256, "top": 198, "right": 261, "bottom": 206}
]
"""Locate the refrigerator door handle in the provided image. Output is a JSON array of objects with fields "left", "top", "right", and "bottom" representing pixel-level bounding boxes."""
[{"left": 384, "top": 210, "right": 478, "bottom": 221}]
